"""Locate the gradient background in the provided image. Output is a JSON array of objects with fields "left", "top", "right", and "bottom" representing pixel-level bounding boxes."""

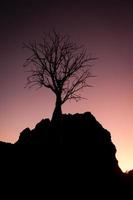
[{"left": 0, "top": 0, "right": 133, "bottom": 172}]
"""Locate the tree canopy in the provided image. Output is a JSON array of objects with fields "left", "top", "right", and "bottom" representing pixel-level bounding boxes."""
[{"left": 23, "top": 30, "right": 96, "bottom": 121}]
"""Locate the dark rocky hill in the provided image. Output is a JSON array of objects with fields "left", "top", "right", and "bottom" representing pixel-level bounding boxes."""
[{"left": 0, "top": 112, "right": 132, "bottom": 197}]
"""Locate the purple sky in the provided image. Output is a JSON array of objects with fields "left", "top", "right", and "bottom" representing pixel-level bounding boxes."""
[{"left": 0, "top": 0, "right": 133, "bottom": 171}]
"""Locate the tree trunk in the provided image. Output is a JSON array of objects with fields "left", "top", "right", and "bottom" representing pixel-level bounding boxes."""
[{"left": 51, "top": 94, "right": 62, "bottom": 122}]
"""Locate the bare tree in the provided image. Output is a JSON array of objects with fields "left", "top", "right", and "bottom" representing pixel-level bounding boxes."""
[{"left": 23, "top": 31, "right": 96, "bottom": 122}]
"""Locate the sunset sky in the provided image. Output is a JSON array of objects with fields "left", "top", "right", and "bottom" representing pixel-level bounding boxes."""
[{"left": 0, "top": 0, "right": 133, "bottom": 172}]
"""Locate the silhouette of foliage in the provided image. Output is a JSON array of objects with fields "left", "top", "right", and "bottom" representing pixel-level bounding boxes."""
[{"left": 23, "top": 30, "right": 96, "bottom": 121}]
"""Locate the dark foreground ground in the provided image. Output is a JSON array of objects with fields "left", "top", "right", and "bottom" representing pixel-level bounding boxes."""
[{"left": 0, "top": 112, "right": 132, "bottom": 198}]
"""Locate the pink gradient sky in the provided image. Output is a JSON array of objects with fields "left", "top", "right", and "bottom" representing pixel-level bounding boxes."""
[{"left": 0, "top": 0, "right": 133, "bottom": 171}]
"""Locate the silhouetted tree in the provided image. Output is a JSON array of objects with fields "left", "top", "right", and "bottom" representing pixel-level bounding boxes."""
[{"left": 23, "top": 31, "right": 96, "bottom": 121}]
